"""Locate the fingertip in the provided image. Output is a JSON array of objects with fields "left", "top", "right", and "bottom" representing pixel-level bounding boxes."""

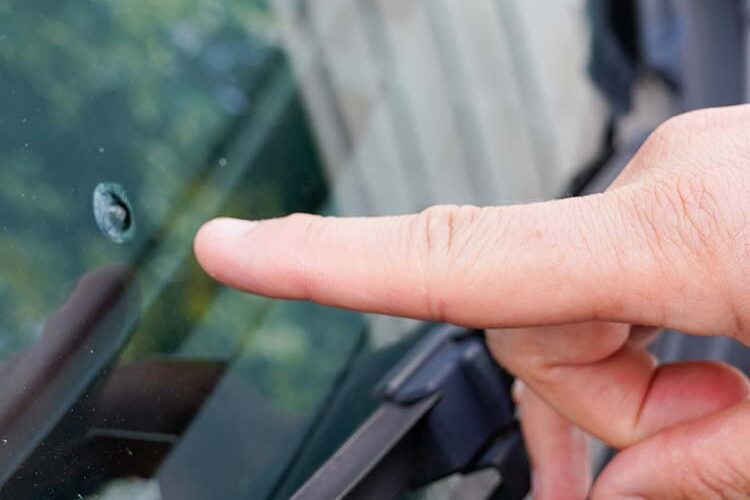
[
  {"left": 636, "top": 361, "right": 750, "bottom": 441},
  {"left": 593, "top": 402, "right": 750, "bottom": 499},
  {"left": 715, "top": 363, "right": 750, "bottom": 402},
  {"left": 193, "top": 217, "right": 259, "bottom": 279},
  {"left": 517, "top": 388, "right": 592, "bottom": 500}
]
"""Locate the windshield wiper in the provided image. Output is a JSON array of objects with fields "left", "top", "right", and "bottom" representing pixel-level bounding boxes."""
[{"left": 290, "top": 326, "right": 529, "bottom": 500}]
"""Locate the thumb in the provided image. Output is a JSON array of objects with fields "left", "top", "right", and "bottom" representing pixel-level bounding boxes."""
[
  {"left": 592, "top": 400, "right": 750, "bottom": 499},
  {"left": 195, "top": 192, "right": 732, "bottom": 333}
]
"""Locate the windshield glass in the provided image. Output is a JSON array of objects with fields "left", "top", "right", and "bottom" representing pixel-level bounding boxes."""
[{"left": 0, "top": 0, "right": 606, "bottom": 498}]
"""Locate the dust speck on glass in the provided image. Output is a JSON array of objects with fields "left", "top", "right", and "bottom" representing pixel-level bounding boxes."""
[{"left": 92, "top": 182, "right": 136, "bottom": 244}]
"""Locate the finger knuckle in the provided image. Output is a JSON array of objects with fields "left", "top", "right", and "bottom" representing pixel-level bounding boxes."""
[
  {"left": 625, "top": 144, "right": 750, "bottom": 336},
  {"left": 656, "top": 109, "right": 713, "bottom": 139},
  {"left": 524, "top": 360, "right": 564, "bottom": 388},
  {"left": 289, "top": 213, "right": 325, "bottom": 298},
  {"left": 413, "top": 204, "right": 484, "bottom": 267},
  {"left": 653, "top": 114, "right": 685, "bottom": 142},
  {"left": 292, "top": 213, "right": 326, "bottom": 248},
  {"left": 410, "top": 204, "right": 483, "bottom": 320},
  {"left": 636, "top": 110, "right": 713, "bottom": 168},
  {"left": 639, "top": 115, "right": 687, "bottom": 160}
]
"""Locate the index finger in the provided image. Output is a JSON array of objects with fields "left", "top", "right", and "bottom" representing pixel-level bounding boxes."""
[{"left": 193, "top": 194, "right": 725, "bottom": 333}]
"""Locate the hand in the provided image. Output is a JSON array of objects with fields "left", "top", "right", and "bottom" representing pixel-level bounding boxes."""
[{"left": 195, "top": 105, "right": 750, "bottom": 498}]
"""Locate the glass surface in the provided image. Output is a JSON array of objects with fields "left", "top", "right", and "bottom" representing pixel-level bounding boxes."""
[{"left": 0, "top": 0, "right": 606, "bottom": 498}]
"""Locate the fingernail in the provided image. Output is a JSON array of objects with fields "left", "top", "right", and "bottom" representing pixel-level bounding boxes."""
[
  {"left": 530, "top": 472, "right": 539, "bottom": 498},
  {"left": 208, "top": 217, "right": 259, "bottom": 237},
  {"left": 512, "top": 379, "right": 526, "bottom": 403},
  {"left": 196, "top": 218, "right": 260, "bottom": 252}
]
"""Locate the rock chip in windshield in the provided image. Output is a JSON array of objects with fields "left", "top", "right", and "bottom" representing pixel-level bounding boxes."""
[{"left": 92, "top": 182, "right": 136, "bottom": 244}]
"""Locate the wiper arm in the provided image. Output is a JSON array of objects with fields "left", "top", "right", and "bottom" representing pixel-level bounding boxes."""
[{"left": 291, "top": 326, "right": 530, "bottom": 500}]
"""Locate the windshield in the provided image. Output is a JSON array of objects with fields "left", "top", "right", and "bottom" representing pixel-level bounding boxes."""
[{"left": 0, "top": 0, "right": 606, "bottom": 498}]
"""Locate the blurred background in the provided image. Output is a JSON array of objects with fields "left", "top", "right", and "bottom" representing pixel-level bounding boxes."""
[{"left": 0, "top": 1, "right": 747, "bottom": 499}]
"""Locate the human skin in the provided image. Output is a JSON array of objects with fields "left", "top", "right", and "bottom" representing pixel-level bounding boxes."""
[{"left": 195, "top": 105, "right": 750, "bottom": 499}]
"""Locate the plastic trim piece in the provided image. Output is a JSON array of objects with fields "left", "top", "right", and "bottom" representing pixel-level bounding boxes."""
[{"left": 291, "top": 327, "right": 529, "bottom": 500}]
